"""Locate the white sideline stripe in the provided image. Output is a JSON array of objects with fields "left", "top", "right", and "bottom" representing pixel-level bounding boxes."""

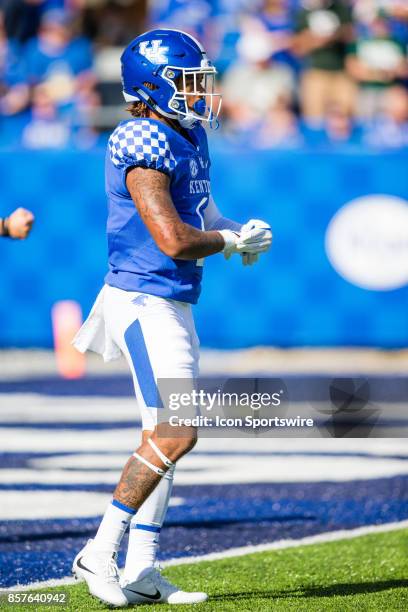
[
  {"left": 0, "top": 492, "right": 184, "bottom": 520},
  {"left": 2, "top": 426, "right": 408, "bottom": 455},
  {"left": 0, "top": 395, "right": 140, "bottom": 423},
  {"left": 163, "top": 519, "right": 408, "bottom": 566},
  {"left": 1, "top": 397, "right": 406, "bottom": 423},
  {"left": 6, "top": 520, "right": 408, "bottom": 592}
]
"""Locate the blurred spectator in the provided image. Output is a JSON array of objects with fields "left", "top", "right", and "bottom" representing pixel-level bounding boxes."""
[
  {"left": 83, "top": 0, "right": 147, "bottom": 47},
  {"left": 201, "top": 0, "right": 282, "bottom": 74},
  {"left": 354, "top": 1, "right": 408, "bottom": 26},
  {"left": 254, "top": 0, "right": 299, "bottom": 72},
  {"left": 0, "top": 10, "right": 29, "bottom": 115},
  {"left": 352, "top": 2, "right": 408, "bottom": 52},
  {"left": 292, "top": 0, "right": 355, "bottom": 123},
  {"left": 24, "top": 9, "right": 97, "bottom": 111},
  {"left": 321, "top": 102, "right": 360, "bottom": 144},
  {"left": 1, "top": 0, "right": 44, "bottom": 44},
  {"left": 0, "top": 0, "right": 407, "bottom": 151},
  {"left": 222, "top": 30, "right": 296, "bottom": 132},
  {"left": 303, "top": 101, "right": 363, "bottom": 146},
  {"left": 363, "top": 84, "right": 408, "bottom": 148},
  {"left": 204, "top": 8, "right": 241, "bottom": 75},
  {"left": 150, "top": 0, "right": 212, "bottom": 40},
  {"left": 346, "top": 12, "right": 408, "bottom": 119},
  {"left": 21, "top": 83, "right": 72, "bottom": 148},
  {"left": 21, "top": 82, "right": 99, "bottom": 149},
  {"left": 389, "top": 3, "right": 408, "bottom": 23},
  {"left": 252, "top": 97, "right": 303, "bottom": 148}
]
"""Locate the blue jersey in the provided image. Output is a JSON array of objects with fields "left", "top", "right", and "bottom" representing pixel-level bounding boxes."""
[{"left": 105, "top": 118, "right": 211, "bottom": 304}]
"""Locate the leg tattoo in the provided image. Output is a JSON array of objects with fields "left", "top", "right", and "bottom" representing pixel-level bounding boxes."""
[{"left": 113, "top": 453, "right": 163, "bottom": 511}]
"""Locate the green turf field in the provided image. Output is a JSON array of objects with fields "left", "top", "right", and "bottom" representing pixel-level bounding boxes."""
[{"left": 1, "top": 529, "right": 407, "bottom": 611}]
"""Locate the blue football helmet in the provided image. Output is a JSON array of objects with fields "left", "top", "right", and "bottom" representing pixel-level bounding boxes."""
[{"left": 121, "top": 28, "right": 222, "bottom": 127}]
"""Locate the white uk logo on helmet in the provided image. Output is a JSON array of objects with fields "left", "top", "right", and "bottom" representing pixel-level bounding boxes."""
[{"left": 139, "top": 40, "right": 169, "bottom": 64}]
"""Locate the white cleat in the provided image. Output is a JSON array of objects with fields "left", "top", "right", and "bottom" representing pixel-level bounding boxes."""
[
  {"left": 122, "top": 567, "right": 208, "bottom": 605},
  {"left": 72, "top": 539, "right": 128, "bottom": 608}
]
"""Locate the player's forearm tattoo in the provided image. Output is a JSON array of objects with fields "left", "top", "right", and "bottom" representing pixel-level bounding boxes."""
[
  {"left": 127, "top": 167, "right": 224, "bottom": 259},
  {"left": 113, "top": 454, "right": 162, "bottom": 510}
]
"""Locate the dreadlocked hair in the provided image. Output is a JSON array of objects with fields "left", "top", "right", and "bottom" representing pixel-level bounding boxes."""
[{"left": 126, "top": 82, "right": 157, "bottom": 118}]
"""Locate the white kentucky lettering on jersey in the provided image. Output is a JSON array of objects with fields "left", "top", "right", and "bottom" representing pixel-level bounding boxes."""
[
  {"left": 190, "top": 179, "right": 211, "bottom": 194},
  {"left": 139, "top": 40, "right": 169, "bottom": 64}
]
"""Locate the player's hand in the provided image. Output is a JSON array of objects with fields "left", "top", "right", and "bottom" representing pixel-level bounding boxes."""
[
  {"left": 219, "top": 219, "right": 272, "bottom": 260},
  {"left": 240, "top": 219, "right": 272, "bottom": 250},
  {"left": 241, "top": 252, "right": 259, "bottom": 266},
  {"left": 239, "top": 219, "right": 272, "bottom": 264},
  {"left": 7, "top": 207, "right": 35, "bottom": 239}
]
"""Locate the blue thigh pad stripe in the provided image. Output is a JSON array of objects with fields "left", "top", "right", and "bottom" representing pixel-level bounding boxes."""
[
  {"left": 124, "top": 319, "right": 163, "bottom": 408},
  {"left": 131, "top": 523, "right": 161, "bottom": 533}
]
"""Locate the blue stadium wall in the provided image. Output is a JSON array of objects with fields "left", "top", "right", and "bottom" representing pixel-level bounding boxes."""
[{"left": 1, "top": 145, "right": 407, "bottom": 349}]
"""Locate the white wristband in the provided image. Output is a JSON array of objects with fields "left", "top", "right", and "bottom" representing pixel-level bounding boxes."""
[{"left": 218, "top": 229, "right": 239, "bottom": 253}]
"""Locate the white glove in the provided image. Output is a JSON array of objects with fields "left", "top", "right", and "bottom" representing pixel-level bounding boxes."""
[
  {"left": 240, "top": 219, "right": 272, "bottom": 248},
  {"left": 219, "top": 219, "right": 272, "bottom": 261},
  {"left": 239, "top": 219, "right": 272, "bottom": 265},
  {"left": 218, "top": 229, "right": 241, "bottom": 259}
]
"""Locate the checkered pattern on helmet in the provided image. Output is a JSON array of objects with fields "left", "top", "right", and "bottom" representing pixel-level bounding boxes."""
[{"left": 109, "top": 120, "right": 177, "bottom": 173}]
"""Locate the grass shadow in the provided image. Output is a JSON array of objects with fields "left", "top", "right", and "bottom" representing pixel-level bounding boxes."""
[{"left": 209, "top": 578, "right": 408, "bottom": 602}]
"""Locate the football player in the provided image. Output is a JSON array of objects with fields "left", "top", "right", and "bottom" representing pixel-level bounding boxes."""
[{"left": 72, "top": 28, "right": 272, "bottom": 607}]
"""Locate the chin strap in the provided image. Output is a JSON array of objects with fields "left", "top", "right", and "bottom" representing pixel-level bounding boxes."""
[
  {"left": 177, "top": 114, "right": 199, "bottom": 129},
  {"left": 177, "top": 110, "right": 220, "bottom": 130},
  {"left": 177, "top": 115, "right": 220, "bottom": 130}
]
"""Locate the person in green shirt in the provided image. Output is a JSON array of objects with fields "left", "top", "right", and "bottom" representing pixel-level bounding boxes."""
[
  {"left": 293, "top": 0, "right": 355, "bottom": 122},
  {"left": 346, "top": 14, "right": 408, "bottom": 119}
]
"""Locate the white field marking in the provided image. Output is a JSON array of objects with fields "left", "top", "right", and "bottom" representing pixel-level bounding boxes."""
[
  {"left": 0, "top": 492, "right": 184, "bottom": 521},
  {"left": 1, "top": 348, "right": 408, "bottom": 379},
  {"left": 1, "top": 423, "right": 408, "bottom": 456},
  {"left": 0, "top": 395, "right": 140, "bottom": 423},
  {"left": 196, "top": 436, "right": 408, "bottom": 457},
  {"left": 1, "top": 393, "right": 407, "bottom": 432},
  {"left": 6, "top": 519, "right": 408, "bottom": 591},
  {"left": 0, "top": 469, "right": 123, "bottom": 485},
  {"left": 0, "top": 491, "right": 111, "bottom": 520},
  {"left": 0, "top": 395, "right": 406, "bottom": 425},
  {"left": 2, "top": 454, "right": 408, "bottom": 485},
  {"left": 0, "top": 428, "right": 142, "bottom": 452},
  {"left": 30, "top": 450, "right": 408, "bottom": 473}
]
